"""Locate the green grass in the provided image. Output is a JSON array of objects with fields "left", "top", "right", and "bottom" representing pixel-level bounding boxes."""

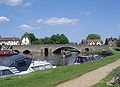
[
  {"left": 0, "top": 51, "right": 120, "bottom": 87},
  {"left": 90, "top": 48, "right": 110, "bottom": 52}
]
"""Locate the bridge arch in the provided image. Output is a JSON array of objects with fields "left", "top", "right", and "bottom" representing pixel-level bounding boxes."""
[
  {"left": 23, "top": 50, "right": 32, "bottom": 55},
  {"left": 53, "top": 46, "right": 82, "bottom": 54},
  {"left": 85, "top": 48, "right": 90, "bottom": 52}
]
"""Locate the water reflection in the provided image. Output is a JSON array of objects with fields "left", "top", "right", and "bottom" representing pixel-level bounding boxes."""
[{"left": 32, "top": 52, "right": 79, "bottom": 66}]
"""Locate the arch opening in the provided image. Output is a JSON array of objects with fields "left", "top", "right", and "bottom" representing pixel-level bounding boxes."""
[
  {"left": 23, "top": 50, "right": 32, "bottom": 55},
  {"left": 14, "top": 50, "right": 20, "bottom": 54},
  {"left": 85, "top": 48, "right": 89, "bottom": 52},
  {"left": 44, "top": 48, "right": 48, "bottom": 56},
  {"left": 53, "top": 46, "right": 80, "bottom": 54}
]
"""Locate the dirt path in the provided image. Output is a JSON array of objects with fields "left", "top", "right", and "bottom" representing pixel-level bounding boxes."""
[{"left": 56, "top": 59, "right": 120, "bottom": 87}]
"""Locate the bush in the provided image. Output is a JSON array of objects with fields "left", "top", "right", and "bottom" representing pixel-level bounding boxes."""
[{"left": 114, "top": 48, "right": 120, "bottom": 51}]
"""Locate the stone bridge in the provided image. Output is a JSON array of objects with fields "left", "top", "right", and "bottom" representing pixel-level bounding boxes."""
[{"left": 12, "top": 44, "right": 111, "bottom": 55}]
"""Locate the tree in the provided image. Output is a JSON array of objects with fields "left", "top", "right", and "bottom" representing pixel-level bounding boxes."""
[
  {"left": 22, "top": 32, "right": 39, "bottom": 44},
  {"left": 39, "top": 34, "right": 69, "bottom": 44},
  {"left": 22, "top": 33, "right": 69, "bottom": 44},
  {"left": 51, "top": 34, "right": 60, "bottom": 44},
  {"left": 86, "top": 34, "right": 101, "bottom": 39},
  {"left": 39, "top": 37, "right": 52, "bottom": 44},
  {"left": 104, "top": 39, "right": 108, "bottom": 45},
  {"left": 22, "top": 32, "right": 29, "bottom": 38},
  {"left": 117, "top": 36, "right": 120, "bottom": 47},
  {"left": 60, "top": 34, "right": 69, "bottom": 44},
  {"left": 50, "top": 34, "right": 69, "bottom": 44}
]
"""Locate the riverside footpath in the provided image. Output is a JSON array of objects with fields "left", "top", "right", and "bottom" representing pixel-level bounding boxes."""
[{"left": 56, "top": 59, "right": 120, "bottom": 87}]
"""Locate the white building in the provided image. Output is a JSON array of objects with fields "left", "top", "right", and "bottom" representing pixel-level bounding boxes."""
[
  {"left": 21, "top": 37, "right": 31, "bottom": 45},
  {"left": 0, "top": 37, "right": 31, "bottom": 45},
  {"left": 81, "top": 39, "right": 103, "bottom": 46},
  {"left": 0, "top": 38, "right": 20, "bottom": 45}
]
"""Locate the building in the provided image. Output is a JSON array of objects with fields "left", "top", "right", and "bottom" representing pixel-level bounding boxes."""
[
  {"left": 105, "top": 37, "right": 117, "bottom": 46},
  {"left": 0, "top": 38, "right": 20, "bottom": 45},
  {"left": 21, "top": 36, "right": 31, "bottom": 45},
  {"left": 81, "top": 39, "right": 103, "bottom": 46},
  {"left": 0, "top": 36, "right": 31, "bottom": 45}
]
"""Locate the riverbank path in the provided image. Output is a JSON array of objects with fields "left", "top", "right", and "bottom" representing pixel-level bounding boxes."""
[{"left": 56, "top": 59, "right": 120, "bottom": 87}]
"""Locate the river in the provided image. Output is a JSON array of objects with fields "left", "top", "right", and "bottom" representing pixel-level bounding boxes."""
[{"left": 32, "top": 52, "right": 79, "bottom": 66}]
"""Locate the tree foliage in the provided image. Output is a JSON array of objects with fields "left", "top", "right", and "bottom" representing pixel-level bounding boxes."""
[
  {"left": 39, "top": 34, "right": 69, "bottom": 44},
  {"left": 117, "top": 36, "right": 120, "bottom": 47},
  {"left": 22, "top": 33, "right": 69, "bottom": 45},
  {"left": 86, "top": 34, "right": 101, "bottom": 39},
  {"left": 39, "top": 37, "right": 52, "bottom": 44}
]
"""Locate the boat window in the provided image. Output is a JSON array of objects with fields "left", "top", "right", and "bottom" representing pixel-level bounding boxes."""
[
  {"left": 44, "top": 64, "right": 52, "bottom": 69},
  {"left": 17, "top": 59, "right": 27, "bottom": 67},
  {"left": 31, "top": 65, "right": 45, "bottom": 71},
  {"left": 0, "top": 69, "right": 13, "bottom": 76},
  {"left": 15, "top": 58, "right": 32, "bottom": 72}
]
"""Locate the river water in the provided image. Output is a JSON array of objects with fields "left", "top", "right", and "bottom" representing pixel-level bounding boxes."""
[{"left": 32, "top": 52, "right": 79, "bottom": 66}]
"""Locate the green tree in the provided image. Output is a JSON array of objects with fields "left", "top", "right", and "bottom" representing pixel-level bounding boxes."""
[
  {"left": 51, "top": 34, "right": 69, "bottom": 44},
  {"left": 86, "top": 34, "right": 101, "bottom": 39},
  {"left": 60, "top": 34, "right": 69, "bottom": 44},
  {"left": 117, "top": 36, "right": 120, "bottom": 47},
  {"left": 22, "top": 32, "right": 29, "bottom": 38},
  {"left": 39, "top": 38, "right": 45, "bottom": 44},
  {"left": 51, "top": 34, "right": 61, "bottom": 44},
  {"left": 39, "top": 34, "right": 69, "bottom": 44}
]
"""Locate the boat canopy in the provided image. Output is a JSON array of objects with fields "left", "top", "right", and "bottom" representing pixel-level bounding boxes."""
[{"left": 0, "top": 55, "right": 32, "bottom": 71}]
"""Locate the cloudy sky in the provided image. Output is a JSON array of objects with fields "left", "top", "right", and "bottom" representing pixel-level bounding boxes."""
[{"left": 0, "top": 0, "right": 120, "bottom": 42}]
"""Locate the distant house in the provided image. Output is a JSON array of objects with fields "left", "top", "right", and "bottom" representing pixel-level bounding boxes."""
[
  {"left": 0, "top": 38, "right": 20, "bottom": 45},
  {"left": 81, "top": 39, "right": 103, "bottom": 46},
  {"left": 21, "top": 36, "right": 31, "bottom": 45},
  {"left": 0, "top": 36, "right": 31, "bottom": 45},
  {"left": 105, "top": 37, "right": 117, "bottom": 46}
]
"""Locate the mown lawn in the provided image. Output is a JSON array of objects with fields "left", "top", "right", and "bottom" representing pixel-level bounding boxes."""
[{"left": 0, "top": 51, "right": 120, "bottom": 87}]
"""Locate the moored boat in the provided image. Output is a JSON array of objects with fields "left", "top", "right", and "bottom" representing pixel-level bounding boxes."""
[
  {"left": 0, "top": 50, "right": 19, "bottom": 57},
  {"left": 0, "top": 45, "right": 19, "bottom": 57},
  {"left": 0, "top": 55, "right": 56, "bottom": 76}
]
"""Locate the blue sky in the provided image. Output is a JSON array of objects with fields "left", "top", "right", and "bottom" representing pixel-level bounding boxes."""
[{"left": 0, "top": 0, "right": 120, "bottom": 43}]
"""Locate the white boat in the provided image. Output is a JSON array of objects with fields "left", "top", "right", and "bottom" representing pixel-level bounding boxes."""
[{"left": 0, "top": 55, "right": 56, "bottom": 76}]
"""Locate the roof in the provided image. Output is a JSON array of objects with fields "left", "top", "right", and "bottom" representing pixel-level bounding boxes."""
[
  {"left": 85, "top": 39, "right": 102, "bottom": 43},
  {"left": 106, "top": 37, "right": 117, "bottom": 42},
  {"left": 86, "top": 39, "right": 101, "bottom": 41},
  {"left": 0, "top": 38, "right": 20, "bottom": 41},
  {"left": 0, "top": 55, "right": 32, "bottom": 67}
]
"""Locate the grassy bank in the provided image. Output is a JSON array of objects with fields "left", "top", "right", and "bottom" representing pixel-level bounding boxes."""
[
  {"left": 92, "top": 63, "right": 120, "bottom": 87},
  {"left": 0, "top": 51, "right": 120, "bottom": 87}
]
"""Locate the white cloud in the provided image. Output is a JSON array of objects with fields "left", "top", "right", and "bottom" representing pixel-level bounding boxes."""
[
  {"left": 80, "top": 11, "right": 91, "bottom": 16},
  {"left": 0, "top": 16, "right": 10, "bottom": 22},
  {"left": 0, "top": 0, "right": 23, "bottom": 6},
  {"left": 36, "top": 19, "right": 43, "bottom": 23},
  {"left": 37, "top": 17, "right": 80, "bottom": 25},
  {"left": 19, "top": 24, "right": 34, "bottom": 31},
  {"left": 23, "top": 2, "right": 31, "bottom": 7}
]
